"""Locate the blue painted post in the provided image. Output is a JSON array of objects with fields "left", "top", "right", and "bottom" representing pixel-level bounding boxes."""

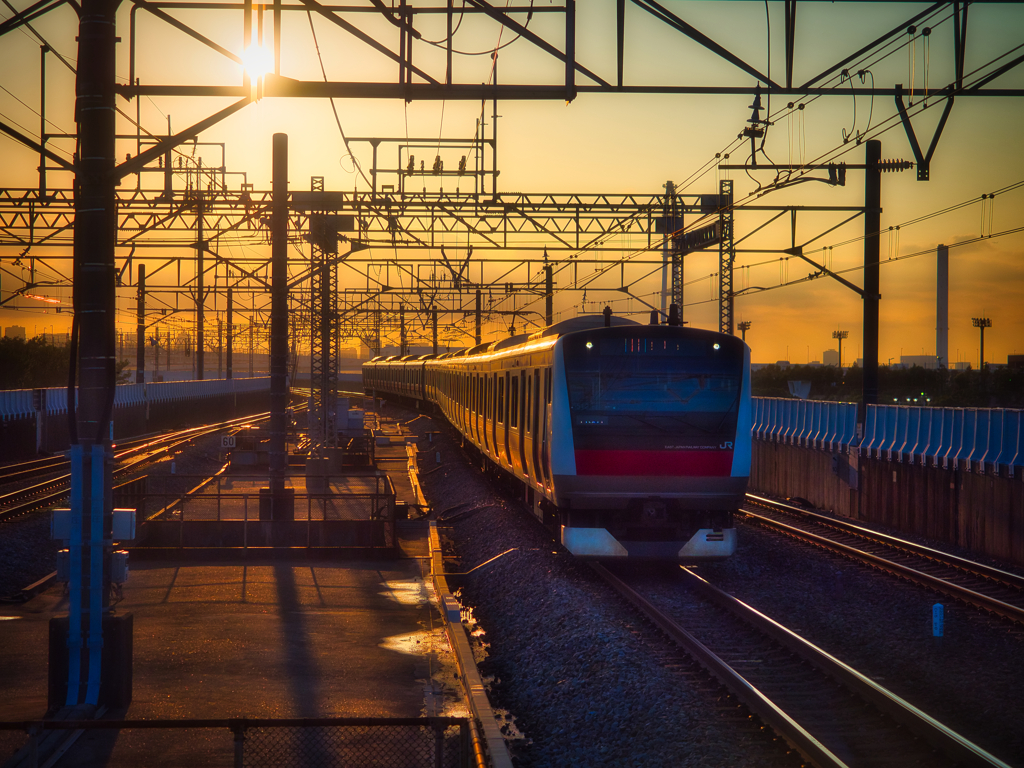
[{"left": 932, "top": 603, "right": 944, "bottom": 638}]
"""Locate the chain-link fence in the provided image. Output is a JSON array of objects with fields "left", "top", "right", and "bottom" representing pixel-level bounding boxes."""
[
  {"left": 0, "top": 717, "right": 471, "bottom": 768},
  {"left": 133, "top": 474, "right": 398, "bottom": 549}
]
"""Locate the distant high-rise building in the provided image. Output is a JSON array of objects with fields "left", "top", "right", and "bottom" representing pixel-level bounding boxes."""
[
  {"left": 4, "top": 325, "right": 26, "bottom": 339},
  {"left": 822, "top": 348, "right": 840, "bottom": 366}
]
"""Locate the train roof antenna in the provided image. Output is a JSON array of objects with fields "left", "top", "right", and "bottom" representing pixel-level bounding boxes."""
[
  {"left": 668, "top": 304, "right": 680, "bottom": 326},
  {"left": 603, "top": 306, "right": 612, "bottom": 327}
]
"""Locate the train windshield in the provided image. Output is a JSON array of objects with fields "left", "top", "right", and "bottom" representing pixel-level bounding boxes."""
[{"left": 562, "top": 333, "right": 743, "bottom": 450}]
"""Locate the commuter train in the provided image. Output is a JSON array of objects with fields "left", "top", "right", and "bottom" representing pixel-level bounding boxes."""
[{"left": 363, "top": 314, "right": 751, "bottom": 560}]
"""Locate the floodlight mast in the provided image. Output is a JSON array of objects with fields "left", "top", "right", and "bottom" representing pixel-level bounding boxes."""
[
  {"left": 832, "top": 329, "right": 849, "bottom": 369},
  {"left": 972, "top": 317, "right": 992, "bottom": 370}
]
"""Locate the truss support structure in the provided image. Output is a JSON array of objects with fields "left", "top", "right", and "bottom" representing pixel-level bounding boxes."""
[
  {"left": 308, "top": 197, "right": 339, "bottom": 448},
  {"left": 718, "top": 179, "right": 735, "bottom": 336}
]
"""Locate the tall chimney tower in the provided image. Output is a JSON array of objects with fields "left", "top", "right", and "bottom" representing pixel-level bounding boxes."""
[{"left": 936, "top": 244, "right": 948, "bottom": 368}]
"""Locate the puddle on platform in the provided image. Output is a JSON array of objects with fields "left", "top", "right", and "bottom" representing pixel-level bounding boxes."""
[
  {"left": 379, "top": 579, "right": 429, "bottom": 606},
  {"left": 379, "top": 628, "right": 442, "bottom": 656}
]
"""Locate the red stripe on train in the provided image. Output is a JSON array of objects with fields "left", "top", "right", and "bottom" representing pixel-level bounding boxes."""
[{"left": 573, "top": 449, "right": 734, "bottom": 477}]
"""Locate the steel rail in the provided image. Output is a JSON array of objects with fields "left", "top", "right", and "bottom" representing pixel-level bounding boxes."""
[
  {"left": 590, "top": 562, "right": 848, "bottom": 768},
  {"left": 739, "top": 502, "right": 1024, "bottom": 626},
  {"left": 0, "top": 455, "right": 67, "bottom": 483},
  {"left": 677, "top": 567, "right": 1013, "bottom": 768},
  {"left": 744, "top": 493, "right": 1024, "bottom": 590},
  {"left": 592, "top": 562, "right": 1012, "bottom": 768},
  {"left": 0, "top": 411, "right": 272, "bottom": 522}
]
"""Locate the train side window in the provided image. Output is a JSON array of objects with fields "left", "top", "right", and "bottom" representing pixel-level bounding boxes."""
[
  {"left": 532, "top": 371, "right": 540, "bottom": 434},
  {"left": 510, "top": 375, "right": 519, "bottom": 426},
  {"left": 525, "top": 375, "right": 531, "bottom": 432},
  {"left": 498, "top": 376, "right": 505, "bottom": 423}
]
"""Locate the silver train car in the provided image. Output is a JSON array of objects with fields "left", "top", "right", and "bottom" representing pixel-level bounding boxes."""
[{"left": 363, "top": 314, "right": 752, "bottom": 560}]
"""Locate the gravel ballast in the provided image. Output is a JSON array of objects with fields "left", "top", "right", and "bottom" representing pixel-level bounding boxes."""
[
  {"left": 405, "top": 404, "right": 1024, "bottom": 768},
  {"left": 404, "top": 409, "right": 800, "bottom": 768}
]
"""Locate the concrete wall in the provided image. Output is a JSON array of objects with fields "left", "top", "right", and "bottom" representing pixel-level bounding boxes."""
[{"left": 750, "top": 440, "right": 1024, "bottom": 568}]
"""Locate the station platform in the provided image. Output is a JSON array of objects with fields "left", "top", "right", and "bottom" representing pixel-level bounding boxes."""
[{"left": 0, "top": 413, "right": 464, "bottom": 767}]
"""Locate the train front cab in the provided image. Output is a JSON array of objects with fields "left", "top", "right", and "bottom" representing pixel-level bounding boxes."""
[{"left": 548, "top": 325, "right": 751, "bottom": 561}]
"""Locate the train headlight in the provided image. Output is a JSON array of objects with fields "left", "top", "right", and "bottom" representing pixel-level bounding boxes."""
[
  {"left": 713, "top": 343, "right": 720, "bottom": 350},
  {"left": 586, "top": 341, "right": 593, "bottom": 349}
]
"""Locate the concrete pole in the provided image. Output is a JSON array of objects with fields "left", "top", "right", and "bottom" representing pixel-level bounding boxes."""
[
  {"left": 432, "top": 306, "right": 438, "bottom": 355},
  {"left": 475, "top": 289, "right": 482, "bottom": 344},
  {"left": 269, "top": 133, "right": 289, "bottom": 498},
  {"left": 226, "top": 286, "right": 233, "bottom": 379},
  {"left": 135, "top": 264, "right": 145, "bottom": 384},
  {"left": 936, "top": 244, "right": 948, "bottom": 368},
  {"left": 863, "top": 140, "right": 881, "bottom": 408},
  {"left": 69, "top": 0, "right": 118, "bottom": 708},
  {"left": 399, "top": 304, "right": 406, "bottom": 356},
  {"left": 544, "top": 264, "right": 553, "bottom": 326},
  {"left": 196, "top": 199, "right": 205, "bottom": 380}
]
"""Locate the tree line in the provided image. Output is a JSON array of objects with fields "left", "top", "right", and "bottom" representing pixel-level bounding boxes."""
[{"left": 751, "top": 363, "right": 1024, "bottom": 408}]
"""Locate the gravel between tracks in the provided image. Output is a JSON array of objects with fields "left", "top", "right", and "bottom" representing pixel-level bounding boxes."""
[
  {"left": 400, "top": 408, "right": 799, "bottom": 768},
  {"left": 404, "top": 404, "right": 1024, "bottom": 768}
]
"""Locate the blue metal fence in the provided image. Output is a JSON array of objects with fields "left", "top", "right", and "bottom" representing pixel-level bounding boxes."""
[
  {"left": 752, "top": 397, "right": 1024, "bottom": 476},
  {"left": 0, "top": 378, "right": 270, "bottom": 420},
  {"left": 752, "top": 398, "right": 858, "bottom": 452}
]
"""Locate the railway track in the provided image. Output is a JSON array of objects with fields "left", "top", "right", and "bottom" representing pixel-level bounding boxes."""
[
  {"left": 740, "top": 495, "right": 1024, "bottom": 627},
  {"left": 0, "top": 412, "right": 272, "bottom": 522},
  {"left": 594, "top": 563, "right": 1013, "bottom": 768}
]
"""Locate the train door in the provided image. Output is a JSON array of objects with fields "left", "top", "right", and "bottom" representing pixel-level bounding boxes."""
[
  {"left": 458, "top": 371, "right": 466, "bottom": 432},
  {"left": 491, "top": 372, "right": 499, "bottom": 459},
  {"left": 509, "top": 373, "right": 520, "bottom": 472},
  {"left": 483, "top": 375, "right": 491, "bottom": 455},
  {"left": 519, "top": 373, "right": 529, "bottom": 477},
  {"left": 541, "top": 368, "right": 551, "bottom": 484},
  {"left": 536, "top": 368, "right": 544, "bottom": 483},
  {"left": 475, "top": 374, "right": 483, "bottom": 447},
  {"left": 468, "top": 372, "right": 475, "bottom": 444},
  {"left": 501, "top": 371, "right": 510, "bottom": 467}
]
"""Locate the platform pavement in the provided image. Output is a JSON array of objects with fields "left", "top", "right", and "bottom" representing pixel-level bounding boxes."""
[{"left": 0, "top": 409, "right": 461, "bottom": 765}]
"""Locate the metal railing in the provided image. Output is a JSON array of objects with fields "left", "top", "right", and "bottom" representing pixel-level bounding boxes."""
[
  {"left": 0, "top": 717, "right": 471, "bottom": 768},
  {"left": 135, "top": 474, "right": 398, "bottom": 549}
]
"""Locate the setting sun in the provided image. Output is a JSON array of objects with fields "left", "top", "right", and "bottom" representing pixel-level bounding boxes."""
[{"left": 241, "top": 45, "right": 274, "bottom": 80}]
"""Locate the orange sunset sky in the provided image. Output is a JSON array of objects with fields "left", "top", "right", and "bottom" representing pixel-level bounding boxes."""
[{"left": 1, "top": 1, "right": 1022, "bottom": 368}]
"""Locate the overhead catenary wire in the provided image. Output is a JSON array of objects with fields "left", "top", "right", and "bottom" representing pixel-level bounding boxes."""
[{"left": 306, "top": 10, "right": 373, "bottom": 191}]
